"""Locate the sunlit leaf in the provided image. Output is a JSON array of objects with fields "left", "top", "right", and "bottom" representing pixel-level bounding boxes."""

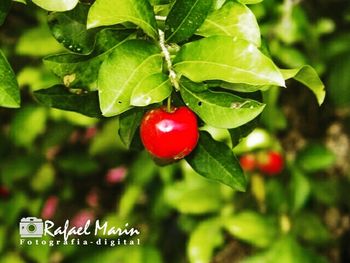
[
  {"left": 188, "top": 219, "right": 223, "bottom": 263},
  {"left": 131, "top": 73, "right": 172, "bottom": 107},
  {"left": 223, "top": 211, "right": 277, "bottom": 247},
  {"left": 98, "top": 40, "right": 163, "bottom": 116},
  {"left": 0, "top": 50, "right": 20, "bottom": 108},
  {"left": 197, "top": 1, "right": 261, "bottom": 46},
  {"left": 281, "top": 65, "right": 325, "bottom": 105},
  {"left": 181, "top": 80, "right": 265, "bottom": 129},
  {"left": 174, "top": 36, "right": 285, "bottom": 86},
  {"left": 32, "top": 0, "right": 78, "bottom": 11},
  {"left": 87, "top": 0, "right": 158, "bottom": 39}
]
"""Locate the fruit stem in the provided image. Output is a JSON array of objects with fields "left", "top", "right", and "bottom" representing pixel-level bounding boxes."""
[
  {"left": 158, "top": 29, "right": 180, "bottom": 91},
  {"left": 167, "top": 96, "right": 172, "bottom": 113}
]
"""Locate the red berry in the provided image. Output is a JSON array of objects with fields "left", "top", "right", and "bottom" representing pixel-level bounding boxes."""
[
  {"left": 140, "top": 106, "right": 199, "bottom": 160},
  {"left": 239, "top": 154, "right": 256, "bottom": 172},
  {"left": 0, "top": 186, "right": 10, "bottom": 199},
  {"left": 257, "top": 151, "right": 284, "bottom": 175}
]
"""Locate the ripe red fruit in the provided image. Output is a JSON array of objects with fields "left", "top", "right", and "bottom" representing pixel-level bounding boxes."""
[
  {"left": 140, "top": 106, "right": 199, "bottom": 160},
  {"left": 239, "top": 154, "right": 256, "bottom": 172},
  {"left": 257, "top": 151, "right": 284, "bottom": 175}
]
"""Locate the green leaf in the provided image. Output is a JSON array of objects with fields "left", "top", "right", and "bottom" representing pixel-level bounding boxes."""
[
  {"left": 87, "top": 0, "right": 158, "bottom": 39},
  {"left": 197, "top": 1, "right": 261, "bottom": 46},
  {"left": 290, "top": 167, "right": 310, "bottom": 213},
  {"left": 181, "top": 80, "right": 265, "bottom": 129},
  {"left": 281, "top": 65, "right": 325, "bottom": 105},
  {"left": 57, "top": 153, "right": 99, "bottom": 175},
  {"left": 98, "top": 39, "right": 163, "bottom": 116},
  {"left": 241, "top": 235, "right": 311, "bottom": 263},
  {"left": 43, "top": 29, "right": 132, "bottom": 88},
  {"left": 327, "top": 52, "right": 350, "bottom": 107},
  {"left": 33, "top": 85, "right": 102, "bottom": 118},
  {"left": 239, "top": 0, "right": 263, "bottom": 4},
  {"left": 188, "top": 219, "right": 223, "bottom": 263},
  {"left": 174, "top": 36, "right": 285, "bottom": 86},
  {"left": 164, "top": 176, "right": 224, "bottom": 214},
  {"left": 0, "top": 49, "right": 20, "bottom": 108},
  {"left": 223, "top": 211, "right": 277, "bottom": 247},
  {"left": 0, "top": 0, "right": 11, "bottom": 26},
  {"left": 32, "top": 0, "right": 78, "bottom": 11},
  {"left": 296, "top": 144, "right": 336, "bottom": 172},
  {"left": 229, "top": 119, "right": 257, "bottom": 148},
  {"left": 260, "top": 86, "right": 287, "bottom": 132},
  {"left": 165, "top": 0, "right": 212, "bottom": 43},
  {"left": 293, "top": 212, "right": 330, "bottom": 244},
  {"left": 219, "top": 82, "right": 270, "bottom": 93},
  {"left": 118, "top": 107, "right": 144, "bottom": 148},
  {"left": 16, "top": 25, "right": 63, "bottom": 56},
  {"left": 131, "top": 73, "right": 172, "bottom": 106},
  {"left": 48, "top": 3, "right": 98, "bottom": 54},
  {"left": 186, "top": 131, "right": 247, "bottom": 191},
  {"left": 9, "top": 106, "right": 47, "bottom": 148}
]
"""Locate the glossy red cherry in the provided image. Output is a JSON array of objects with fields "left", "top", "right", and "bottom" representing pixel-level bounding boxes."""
[
  {"left": 257, "top": 151, "right": 284, "bottom": 175},
  {"left": 239, "top": 154, "right": 256, "bottom": 172},
  {"left": 140, "top": 106, "right": 199, "bottom": 160}
]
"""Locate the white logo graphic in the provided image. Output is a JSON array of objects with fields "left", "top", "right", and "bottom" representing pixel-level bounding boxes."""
[
  {"left": 19, "top": 217, "right": 44, "bottom": 238},
  {"left": 19, "top": 217, "right": 141, "bottom": 247}
]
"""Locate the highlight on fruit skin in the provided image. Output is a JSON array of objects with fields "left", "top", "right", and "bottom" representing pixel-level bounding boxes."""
[{"left": 140, "top": 106, "right": 199, "bottom": 160}]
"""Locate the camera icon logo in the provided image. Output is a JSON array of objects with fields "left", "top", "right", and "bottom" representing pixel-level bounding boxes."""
[{"left": 19, "top": 217, "right": 44, "bottom": 238}]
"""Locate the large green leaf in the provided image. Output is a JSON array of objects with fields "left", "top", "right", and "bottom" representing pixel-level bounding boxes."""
[
  {"left": 197, "top": 1, "right": 261, "bottom": 46},
  {"left": 98, "top": 40, "right": 163, "bottom": 116},
  {"left": 174, "top": 36, "right": 285, "bottom": 86},
  {"left": 118, "top": 107, "right": 144, "bottom": 148},
  {"left": 48, "top": 3, "right": 97, "bottom": 54},
  {"left": 181, "top": 80, "right": 265, "bottom": 129},
  {"left": 0, "top": 50, "right": 20, "bottom": 108},
  {"left": 32, "top": 0, "right": 78, "bottom": 11},
  {"left": 87, "top": 0, "right": 158, "bottom": 39},
  {"left": 186, "top": 131, "right": 247, "bottom": 191},
  {"left": 165, "top": 0, "right": 212, "bottom": 43},
  {"left": 223, "top": 211, "right": 277, "bottom": 247},
  {"left": 0, "top": 0, "right": 11, "bottom": 26},
  {"left": 43, "top": 29, "right": 132, "bottom": 88},
  {"left": 188, "top": 219, "right": 223, "bottom": 263},
  {"left": 33, "top": 85, "right": 102, "bottom": 118},
  {"left": 281, "top": 65, "right": 325, "bottom": 105},
  {"left": 130, "top": 73, "right": 172, "bottom": 106}
]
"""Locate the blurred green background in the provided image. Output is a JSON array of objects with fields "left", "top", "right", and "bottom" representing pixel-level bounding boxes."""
[{"left": 0, "top": 0, "right": 350, "bottom": 262}]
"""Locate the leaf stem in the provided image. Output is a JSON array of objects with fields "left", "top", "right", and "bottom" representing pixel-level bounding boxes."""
[{"left": 158, "top": 29, "right": 180, "bottom": 91}]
